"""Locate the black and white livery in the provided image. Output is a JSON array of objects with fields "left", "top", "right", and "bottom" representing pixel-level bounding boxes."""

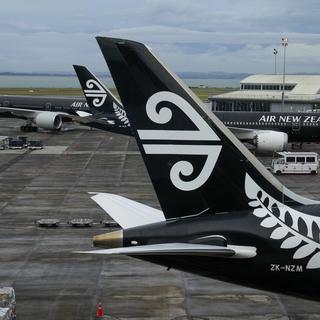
[
  {"left": 77, "top": 37, "right": 320, "bottom": 301},
  {"left": 73, "top": 65, "right": 131, "bottom": 136}
]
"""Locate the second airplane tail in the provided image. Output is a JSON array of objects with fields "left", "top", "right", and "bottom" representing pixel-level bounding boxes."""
[{"left": 73, "top": 64, "right": 132, "bottom": 135}]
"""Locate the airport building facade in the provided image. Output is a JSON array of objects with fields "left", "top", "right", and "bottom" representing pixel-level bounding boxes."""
[{"left": 209, "top": 75, "right": 320, "bottom": 113}]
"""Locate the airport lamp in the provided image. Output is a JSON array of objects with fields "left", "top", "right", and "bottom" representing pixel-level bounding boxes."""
[
  {"left": 281, "top": 37, "right": 288, "bottom": 112},
  {"left": 273, "top": 48, "right": 278, "bottom": 75}
]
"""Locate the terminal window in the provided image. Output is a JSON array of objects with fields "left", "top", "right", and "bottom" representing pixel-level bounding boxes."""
[
  {"left": 241, "top": 84, "right": 295, "bottom": 91},
  {"left": 214, "top": 100, "right": 270, "bottom": 112}
]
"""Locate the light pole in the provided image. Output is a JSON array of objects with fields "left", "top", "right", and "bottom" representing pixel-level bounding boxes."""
[
  {"left": 273, "top": 48, "right": 278, "bottom": 74},
  {"left": 281, "top": 37, "right": 288, "bottom": 112}
]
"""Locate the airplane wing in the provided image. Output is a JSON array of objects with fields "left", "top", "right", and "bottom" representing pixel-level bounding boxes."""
[
  {"left": 228, "top": 126, "right": 257, "bottom": 141},
  {"left": 228, "top": 126, "right": 256, "bottom": 133},
  {"left": 89, "top": 192, "right": 165, "bottom": 229},
  {"left": 76, "top": 243, "right": 257, "bottom": 259},
  {"left": 0, "top": 106, "right": 70, "bottom": 119}
]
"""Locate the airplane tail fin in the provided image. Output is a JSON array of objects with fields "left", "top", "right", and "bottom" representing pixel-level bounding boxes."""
[
  {"left": 96, "top": 36, "right": 319, "bottom": 220},
  {"left": 73, "top": 65, "right": 131, "bottom": 132}
]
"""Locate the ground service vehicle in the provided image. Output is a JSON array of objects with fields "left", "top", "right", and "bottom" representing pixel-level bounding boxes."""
[
  {"left": 272, "top": 152, "right": 319, "bottom": 175},
  {"left": 8, "top": 139, "right": 24, "bottom": 150},
  {"left": 28, "top": 140, "right": 43, "bottom": 150}
]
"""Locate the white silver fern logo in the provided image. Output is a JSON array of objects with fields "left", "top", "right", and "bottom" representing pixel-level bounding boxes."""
[
  {"left": 113, "top": 104, "right": 130, "bottom": 126},
  {"left": 137, "top": 91, "right": 222, "bottom": 192},
  {"left": 245, "top": 173, "right": 320, "bottom": 269},
  {"left": 84, "top": 79, "right": 107, "bottom": 108}
]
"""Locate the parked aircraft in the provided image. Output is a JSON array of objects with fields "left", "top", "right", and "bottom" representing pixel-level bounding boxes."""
[
  {"left": 219, "top": 112, "right": 320, "bottom": 151},
  {"left": 78, "top": 37, "right": 320, "bottom": 301},
  {"left": 0, "top": 94, "right": 130, "bottom": 135},
  {"left": 0, "top": 95, "right": 88, "bottom": 131},
  {"left": 74, "top": 65, "right": 320, "bottom": 153}
]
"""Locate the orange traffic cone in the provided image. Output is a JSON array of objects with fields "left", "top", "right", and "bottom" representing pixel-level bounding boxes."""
[{"left": 96, "top": 302, "right": 103, "bottom": 318}]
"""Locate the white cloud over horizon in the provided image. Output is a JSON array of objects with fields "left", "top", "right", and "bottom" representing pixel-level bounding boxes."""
[{"left": 1, "top": 0, "right": 320, "bottom": 74}]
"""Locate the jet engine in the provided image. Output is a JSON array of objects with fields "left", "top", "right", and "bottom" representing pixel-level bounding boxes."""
[
  {"left": 254, "top": 131, "right": 288, "bottom": 152},
  {"left": 34, "top": 112, "right": 62, "bottom": 130}
]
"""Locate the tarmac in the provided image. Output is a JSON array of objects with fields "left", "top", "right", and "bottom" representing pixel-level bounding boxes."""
[{"left": 1, "top": 118, "right": 320, "bottom": 319}]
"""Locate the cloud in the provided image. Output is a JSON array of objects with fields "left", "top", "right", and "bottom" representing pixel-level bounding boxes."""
[{"left": 0, "top": 0, "right": 320, "bottom": 73}]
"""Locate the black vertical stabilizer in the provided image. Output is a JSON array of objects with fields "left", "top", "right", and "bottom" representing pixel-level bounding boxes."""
[
  {"left": 96, "top": 36, "right": 319, "bottom": 220},
  {"left": 73, "top": 65, "right": 132, "bottom": 135}
]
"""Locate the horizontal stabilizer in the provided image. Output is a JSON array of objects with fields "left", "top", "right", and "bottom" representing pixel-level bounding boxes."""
[
  {"left": 90, "top": 193, "right": 165, "bottom": 229},
  {"left": 76, "top": 111, "right": 92, "bottom": 117},
  {"left": 75, "top": 243, "right": 256, "bottom": 259}
]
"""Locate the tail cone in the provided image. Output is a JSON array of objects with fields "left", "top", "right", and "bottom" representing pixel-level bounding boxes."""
[{"left": 93, "top": 230, "right": 123, "bottom": 248}]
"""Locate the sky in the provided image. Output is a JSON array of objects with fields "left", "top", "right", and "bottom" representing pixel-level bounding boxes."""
[{"left": 1, "top": 0, "right": 320, "bottom": 74}]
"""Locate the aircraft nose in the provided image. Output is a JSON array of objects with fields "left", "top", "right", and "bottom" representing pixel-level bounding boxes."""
[{"left": 93, "top": 230, "right": 123, "bottom": 248}]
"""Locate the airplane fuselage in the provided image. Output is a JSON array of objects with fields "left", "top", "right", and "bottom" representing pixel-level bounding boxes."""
[
  {"left": 0, "top": 95, "right": 89, "bottom": 116},
  {"left": 122, "top": 207, "right": 320, "bottom": 301},
  {"left": 217, "top": 111, "right": 320, "bottom": 142}
]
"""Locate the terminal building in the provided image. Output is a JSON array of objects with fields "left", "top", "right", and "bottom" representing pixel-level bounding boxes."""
[{"left": 209, "top": 75, "right": 320, "bottom": 113}]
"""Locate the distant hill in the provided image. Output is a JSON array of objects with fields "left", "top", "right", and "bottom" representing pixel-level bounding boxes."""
[
  {"left": 0, "top": 71, "right": 251, "bottom": 79},
  {"left": 3, "top": 71, "right": 319, "bottom": 79}
]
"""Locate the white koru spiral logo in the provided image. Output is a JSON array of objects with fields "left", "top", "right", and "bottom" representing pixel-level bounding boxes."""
[
  {"left": 84, "top": 79, "right": 107, "bottom": 108},
  {"left": 137, "top": 91, "right": 222, "bottom": 191},
  {"left": 246, "top": 173, "right": 320, "bottom": 269}
]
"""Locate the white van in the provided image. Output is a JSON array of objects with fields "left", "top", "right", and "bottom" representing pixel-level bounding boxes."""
[{"left": 271, "top": 152, "right": 319, "bottom": 175}]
